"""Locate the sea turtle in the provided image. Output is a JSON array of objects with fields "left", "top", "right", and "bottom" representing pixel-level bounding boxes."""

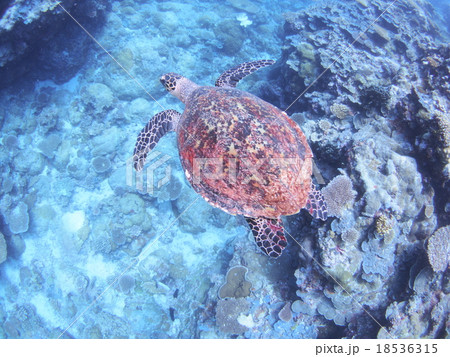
[{"left": 133, "top": 60, "right": 327, "bottom": 258}]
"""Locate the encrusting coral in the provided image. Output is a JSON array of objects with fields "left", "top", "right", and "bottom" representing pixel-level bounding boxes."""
[{"left": 218, "top": 265, "right": 252, "bottom": 299}]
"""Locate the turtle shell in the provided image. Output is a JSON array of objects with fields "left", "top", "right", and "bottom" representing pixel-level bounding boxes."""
[{"left": 177, "top": 86, "right": 313, "bottom": 218}]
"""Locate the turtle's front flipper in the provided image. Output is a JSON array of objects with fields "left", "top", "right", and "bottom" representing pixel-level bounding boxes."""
[
  {"left": 215, "top": 60, "right": 275, "bottom": 88},
  {"left": 305, "top": 183, "right": 328, "bottom": 221},
  {"left": 133, "top": 109, "right": 181, "bottom": 171},
  {"left": 245, "top": 216, "right": 287, "bottom": 258}
]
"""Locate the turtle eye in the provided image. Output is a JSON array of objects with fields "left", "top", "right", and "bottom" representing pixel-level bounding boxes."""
[{"left": 160, "top": 75, "right": 172, "bottom": 92}]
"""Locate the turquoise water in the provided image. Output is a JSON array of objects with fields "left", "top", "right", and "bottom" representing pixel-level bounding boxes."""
[{"left": 0, "top": 0, "right": 448, "bottom": 339}]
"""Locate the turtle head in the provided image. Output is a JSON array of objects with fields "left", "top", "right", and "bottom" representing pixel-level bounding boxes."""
[{"left": 160, "top": 73, "right": 199, "bottom": 104}]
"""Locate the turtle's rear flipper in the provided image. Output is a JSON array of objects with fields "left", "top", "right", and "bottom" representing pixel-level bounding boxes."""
[
  {"left": 215, "top": 60, "right": 275, "bottom": 88},
  {"left": 133, "top": 109, "right": 181, "bottom": 171},
  {"left": 245, "top": 217, "right": 287, "bottom": 258},
  {"left": 306, "top": 183, "right": 328, "bottom": 221}
]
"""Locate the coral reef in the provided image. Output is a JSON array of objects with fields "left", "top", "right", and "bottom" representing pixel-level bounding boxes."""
[
  {"left": 271, "top": 0, "right": 448, "bottom": 338},
  {"left": 279, "top": 0, "right": 449, "bottom": 214},
  {"left": 0, "top": 1, "right": 108, "bottom": 88},
  {"left": 378, "top": 267, "right": 448, "bottom": 338}
]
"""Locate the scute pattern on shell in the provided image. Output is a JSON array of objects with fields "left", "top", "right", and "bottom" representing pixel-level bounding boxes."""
[{"left": 177, "top": 86, "right": 313, "bottom": 218}]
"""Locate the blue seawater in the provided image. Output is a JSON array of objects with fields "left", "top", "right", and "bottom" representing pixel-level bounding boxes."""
[{"left": 0, "top": 0, "right": 448, "bottom": 339}]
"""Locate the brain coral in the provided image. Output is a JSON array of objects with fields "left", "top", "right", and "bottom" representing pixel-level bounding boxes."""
[
  {"left": 427, "top": 225, "right": 450, "bottom": 273},
  {"left": 322, "top": 175, "right": 356, "bottom": 217}
]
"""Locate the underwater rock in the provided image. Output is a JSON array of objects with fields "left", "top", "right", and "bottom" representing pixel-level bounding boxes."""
[
  {"left": 218, "top": 266, "right": 252, "bottom": 299},
  {"left": 6, "top": 201, "right": 29, "bottom": 234},
  {"left": 1, "top": 177, "right": 14, "bottom": 194},
  {"left": 124, "top": 98, "right": 152, "bottom": 123},
  {"left": 215, "top": 298, "right": 250, "bottom": 334},
  {"left": 174, "top": 189, "right": 213, "bottom": 234},
  {"left": 108, "top": 166, "right": 134, "bottom": 196},
  {"left": 119, "top": 274, "right": 135, "bottom": 294},
  {"left": 36, "top": 105, "right": 59, "bottom": 134},
  {"left": 91, "top": 127, "right": 122, "bottom": 156},
  {"left": 82, "top": 83, "right": 114, "bottom": 115},
  {"left": 13, "top": 150, "right": 44, "bottom": 176},
  {"left": 0, "top": 232, "right": 6, "bottom": 264},
  {"left": 8, "top": 234, "right": 26, "bottom": 259},
  {"left": 2, "top": 134, "right": 19, "bottom": 151},
  {"left": 37, "top": 133, "right": 62, "bottom": 159},
  {"left": 66, "top": 158, "right": 89, "bottom": 181},
  {"left": 427, "top": 225, "right": 450, "bottom": 273}
]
